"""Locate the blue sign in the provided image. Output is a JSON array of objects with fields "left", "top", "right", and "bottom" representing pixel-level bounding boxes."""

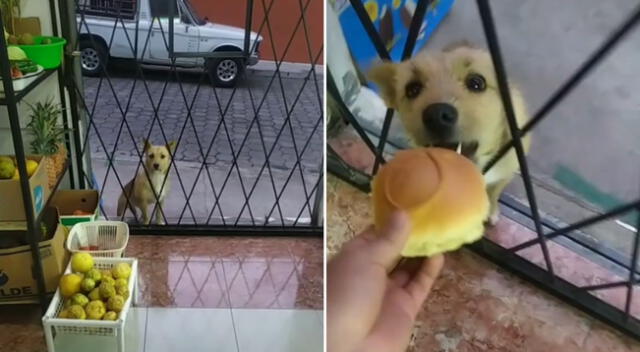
[
  {"left": 34, "top": 185, "right": 44, "bottom": 214},
  {"left": 337, "top": 0, "right": 455, "bottom": 72}
]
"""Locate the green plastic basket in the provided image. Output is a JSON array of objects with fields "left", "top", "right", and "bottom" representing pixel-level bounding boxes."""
[{"left": 14, "top": 36, "right": 67, "bottom": 69}]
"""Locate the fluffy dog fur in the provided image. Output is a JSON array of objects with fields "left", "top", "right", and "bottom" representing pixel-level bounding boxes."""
[
  {"left": 117, "top": 140, "right": 176, "bottom": 225},
  {"left": 369, "top": 44, "right": 531, "bottom": 225}
]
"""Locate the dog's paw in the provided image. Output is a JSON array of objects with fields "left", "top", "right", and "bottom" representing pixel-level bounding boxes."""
[{"left": 487, "top": 210, "right": 500, "bottom": 227}]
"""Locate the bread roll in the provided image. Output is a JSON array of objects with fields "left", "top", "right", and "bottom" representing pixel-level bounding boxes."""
[{"left": 371, "top": 147, "right": 489, "bottom": 257}]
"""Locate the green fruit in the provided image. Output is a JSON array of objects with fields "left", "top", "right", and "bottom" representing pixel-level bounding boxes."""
[
  {"left": 107, "top": 295, "right": 125, "bottom": 313},
  {"left": 18, "top": 33, "right": 34, "bottom": 45},
  {"left": 0, "top": 159, "right": 15, "bottom": 179},
  {"left": 85, "top": 300, "right": 106, "bottom": 320},
  {"left": 41, "top": 38, "right": 52, "bottom": 45},
  {"left": 112, "top": 263, "right": 132, "bottom": 280},
  {"left": 103, "top": 311, "right": 118, "bottom": 321},
  {"left": 69, "top": 293, "right": 89, "bottom": 307},
  {"left": 7, "top": 35, "right": 18, "bottom": 45},
  {"left": 85, "top": 268, "right": 102, "bottom": 283},
  {"left": 99, "top": 282, "right": 116, "bottom": 300},
  {"left": 88, "top": 288, "right": 101, "bottom": 301},
  {"left": 115, "top": 285, "right": 129, "bottom": 300},
  {"left": 58, "top": 308, "right": 70, "bottom": 319},
  {"left": 101, "top": 276, "right": 115, "bottom": 287},
  {"left": 81, "top": 278, "right": 96, "bottom": 292},
  {"left": 68, "top": 305, "right": 86, "bottom": 319}
]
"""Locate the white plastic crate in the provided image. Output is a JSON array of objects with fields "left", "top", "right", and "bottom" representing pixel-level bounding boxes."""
[
  {"left": 66, "top": 221, "right": 129, "bottom": 258},
  {"left": 42, "top": 257, "right": 138, "bottom": 352}
]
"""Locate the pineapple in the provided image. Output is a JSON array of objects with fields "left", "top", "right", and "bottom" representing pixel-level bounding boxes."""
[{"left": 26, "top": 98, "right": 68, "bottom": 188}]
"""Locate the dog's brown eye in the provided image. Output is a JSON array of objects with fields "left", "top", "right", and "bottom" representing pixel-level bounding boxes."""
[
  {"left": 149, "top": 154, "right": 154, "bottom": 159},
  {"left": 465, "top": 73, "right": 486, "bottom": 92},
  {"left": 405, "top": 81, "right": 423, "bottom": 99},
  {"left": 160, "top": 154, "right": 165, "bottom": 159}
]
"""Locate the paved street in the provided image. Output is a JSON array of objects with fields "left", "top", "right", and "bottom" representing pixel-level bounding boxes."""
[{"left": 82, "top": 66, "right": 323, "bottom": 224}]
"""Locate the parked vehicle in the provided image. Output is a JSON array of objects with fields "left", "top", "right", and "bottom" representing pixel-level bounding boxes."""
[{"left": 77, "top": 0, "right": 262, "bottom": 87}]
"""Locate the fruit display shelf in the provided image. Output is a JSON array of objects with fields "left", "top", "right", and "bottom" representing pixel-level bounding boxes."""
[
  {"left": 42, "top": 257, "right": 138, "bottom": 352},
  {"left": 0, "top": 68, "right": 55, "bottom": 104}
]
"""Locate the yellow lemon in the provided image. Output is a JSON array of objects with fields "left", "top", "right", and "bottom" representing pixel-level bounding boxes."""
[
  {"left": 71, "top": 252, "right": 94, "bottom": 273},
  {"left": 68, "top": 305, "right": 86, "bottom": 319},
  {"left": 85, "top": 300, "right": 106, "bottom": 320},
  {"left": 111, "top": 263, "right": 132, "bottom": 280},
  {"left": 25, "top": 160, "right": 38, "bottom": 177},
  {"left": 107, "top": 295, "right": 125, "bottom": 313},
  {"left": 59, "top": 273, "right": 83, "bottom": 298},
  {"left": 103, "top": 311, "right": 118, "bottom": 321}
]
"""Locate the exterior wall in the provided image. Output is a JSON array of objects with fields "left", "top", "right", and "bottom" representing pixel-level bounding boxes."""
[{"left": 191, "top": 0, "right": 323, "bottom": 64}]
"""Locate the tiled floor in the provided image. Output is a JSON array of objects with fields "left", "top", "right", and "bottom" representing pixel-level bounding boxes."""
[
  {"left": 0, "top": 236, "right": 323, "bottom": 352},
  {"left": 327, "top": 174, "right": 640, "bottom": 351}
]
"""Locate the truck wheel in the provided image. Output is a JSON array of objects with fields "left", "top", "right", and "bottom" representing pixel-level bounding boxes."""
[
  {"left": 80, "top": 39, "right": 108, "bottom": 77},
  {"left": 208, "top": 58, "right": 243, "bottom": 88}
]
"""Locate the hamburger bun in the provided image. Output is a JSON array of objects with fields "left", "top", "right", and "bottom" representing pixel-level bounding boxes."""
[{"left": 371, "top": 147, "right": 489, "bottom": 257}]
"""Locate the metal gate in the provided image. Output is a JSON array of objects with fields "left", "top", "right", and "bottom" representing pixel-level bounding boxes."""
[
  {"left": 60, "top": 0, "right": 323, "bottom": 235},
  {"left": 328, "top": 0, "right": 640, "bottom": 340}
]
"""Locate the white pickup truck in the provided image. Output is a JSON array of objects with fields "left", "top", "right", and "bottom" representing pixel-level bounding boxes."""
[{"left": 77, "top": 0, "right": 262, "bottom": 87}]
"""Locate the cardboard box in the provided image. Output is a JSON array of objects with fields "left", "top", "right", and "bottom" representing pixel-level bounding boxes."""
[
  {"left": 0, "top": 155, "right": 50, "bottom": 222},
  {"left": 50, "top": 190, "right": 99, "bottom": 228},
  {"left": 0, "top": 207, "right": 69, "bottom": 304},
  {"left": 11, "top": 17, "right": 42, "bottom": 36}
]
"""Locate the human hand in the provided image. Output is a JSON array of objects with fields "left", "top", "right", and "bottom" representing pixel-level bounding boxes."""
[{"left": 327, "top": 211, "right": 445, "bottom": 352}]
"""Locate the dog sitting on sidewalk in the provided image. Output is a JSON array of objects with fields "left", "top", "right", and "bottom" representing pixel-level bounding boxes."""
[{"left": 117, "top": 139, "right": 176, "bottom": 225}]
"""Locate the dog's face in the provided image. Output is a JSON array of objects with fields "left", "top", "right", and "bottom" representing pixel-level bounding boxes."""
[
  {"left": 143, "top": 140, "right": 176, "bottom": 173},
  {"left": 369, "top": 46, "right": 519, "bottom": 160}
]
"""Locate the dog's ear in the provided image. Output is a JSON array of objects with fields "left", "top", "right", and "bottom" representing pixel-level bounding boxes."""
[
  {"left": 442, "top": 40, "right": 475, "bottom": 52},
  {"left": 143, "top": 139, "right": 152, "bottom": 153},
  {"left": 368, "top": 61, "right": 399, "bottom": 109},
  {"left": 166, "top": 141, "right": 177, "bottom": 155}
]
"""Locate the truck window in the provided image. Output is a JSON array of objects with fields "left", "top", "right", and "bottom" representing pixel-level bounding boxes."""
[{"left": 77, "top": 0, "right": 137, "bottom": 20}]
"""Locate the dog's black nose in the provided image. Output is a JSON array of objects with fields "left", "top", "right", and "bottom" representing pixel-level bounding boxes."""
[
  {"left": 153, "top": 163, "right": 159, "bottom": 170},
  {"left": 422, "top": 103, "right": 458, "bottom": 137}
]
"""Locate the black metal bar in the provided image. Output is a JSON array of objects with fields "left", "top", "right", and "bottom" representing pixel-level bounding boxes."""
[
  {"left": 482, "top": 4, "right": 640, "bottom": 174},
  {"left": 0, "top": 13, "right": 48, "bottom": 311},
  {"left": 509, "top": 198, "right": 640, "bottom": 253},
  {"left": 476, "top": 0, "right": 555, "bottom": 278},
  {"left": 401, "top": 0, "right": 429, "bottom": 60},
  {"left": 469, "top": 240, "right": 640, "bottom": 341},
  {"left": 60, "top": 0, "right": 87, "bottom": 189},
  {"left": 168, "top": 0, "right": 175, "bottom": 57},
  {"left": 348, "top": 0, "right": 390, "bottom": 60},
  {"left": 244, "top": 0, "right": 254, "bottom": 58},
  {"left": 582, "top": 281, "right": 629, "bottom": 291},
  {"left": 371, "top": 0, "right": 429, "bottom": 174},
  {"left": 625, "top": 208, "right": 640, "bottom": 319},
  {"left": 128, "top": 224, "right": 323, "bottom": 237},
  {"left": 327, "top": 69, "right": 379, "bottom": 156}
]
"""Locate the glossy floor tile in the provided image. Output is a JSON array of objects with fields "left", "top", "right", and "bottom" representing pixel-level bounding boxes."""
[
  {"left": 327, "top": 174, "right": 640, "bottom": 351},
  {"left": 128, "top": 236, "right": 323, "bottom": 310},
  {"left": 145, "top": 308, "right": 238, "bottom": 352},
  {"left": 233, "top": 309, "right": 323, "bottom": 352}
]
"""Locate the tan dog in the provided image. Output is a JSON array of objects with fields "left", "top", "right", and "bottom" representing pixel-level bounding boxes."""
[
  {"left": 117, "top": 140, "right": 176, "bottom": 225},
  {"left": 369, "top": 45, "right": 531, "bottom": 225}
]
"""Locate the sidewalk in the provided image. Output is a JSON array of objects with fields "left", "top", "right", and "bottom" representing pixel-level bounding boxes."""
[{"left": 91, "top": 158, "right": 321, "bottom": 225}]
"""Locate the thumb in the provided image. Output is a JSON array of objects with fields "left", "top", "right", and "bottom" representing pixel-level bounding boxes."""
[{"left": 368, "top": 211, "right": 411, "bottom": 269}]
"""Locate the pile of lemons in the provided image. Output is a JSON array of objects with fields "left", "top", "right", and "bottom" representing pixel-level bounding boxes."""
[
  {"left": 57, "top": 253, "right": 132, "bottom": 320},
  {"left": 0, "top": 156, "right": 38, "bottom": 180}
]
